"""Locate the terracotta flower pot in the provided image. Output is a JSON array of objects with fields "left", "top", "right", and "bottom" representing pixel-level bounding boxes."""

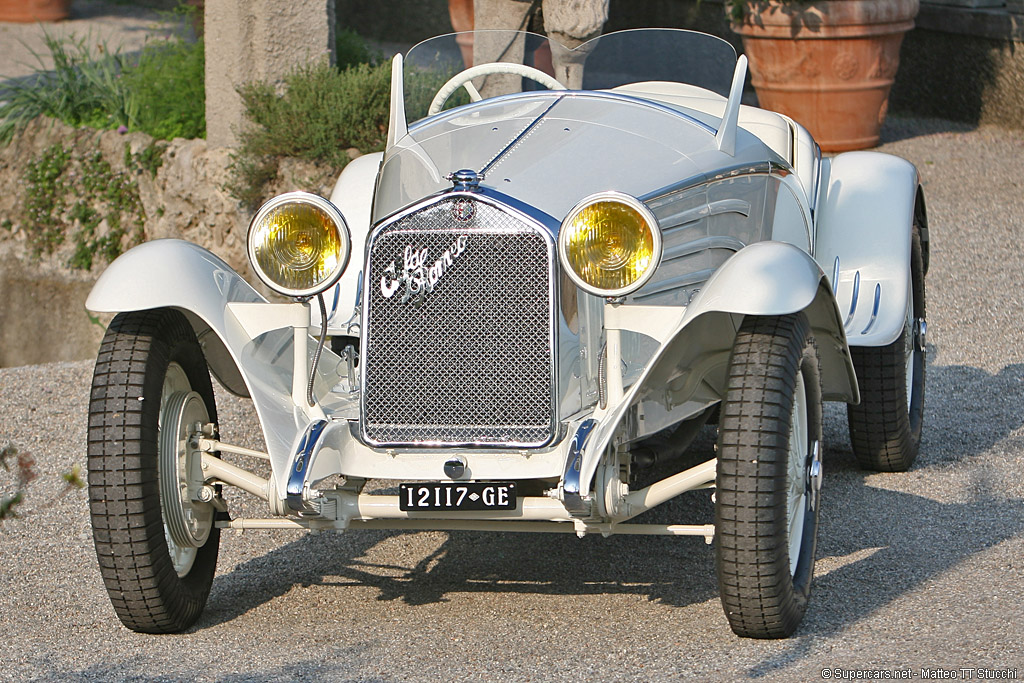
[
  {"left": 0, "top": 0, "right": 72, "bottom": 22},
  {"left": 733, "top": 0, "right": 918, "bottom": 152}
]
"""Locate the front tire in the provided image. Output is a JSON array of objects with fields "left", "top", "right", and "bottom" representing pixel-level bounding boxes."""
[
  {"left": 715, "top": 314, "right": 824, "bottom": 639},
  {"left": 87, "top": 308, "right": 220, "bottom": 633},
  {"left": 847, "top": 225, "right": 926, "bottom": 472}
]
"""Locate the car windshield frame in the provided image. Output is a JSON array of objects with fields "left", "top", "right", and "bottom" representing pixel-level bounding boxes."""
[{"left": 402, "top": 28, "right": 738, "bottom": 126}]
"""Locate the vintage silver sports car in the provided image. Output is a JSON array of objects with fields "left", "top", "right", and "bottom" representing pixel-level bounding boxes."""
[{"left": 85, "top": 28, "right": 928, "bottom": 638}]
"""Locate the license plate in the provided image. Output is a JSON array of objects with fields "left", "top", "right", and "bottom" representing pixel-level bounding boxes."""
[{"left": 399, "top": 482, "right": 517, "bottom": 511}]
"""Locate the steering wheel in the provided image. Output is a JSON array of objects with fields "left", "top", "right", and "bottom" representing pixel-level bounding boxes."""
[{"left": 427, "top": 62, "right": 566, "bottom": 116}]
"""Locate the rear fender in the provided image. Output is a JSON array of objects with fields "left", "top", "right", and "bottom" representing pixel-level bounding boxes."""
[
  {"left": 577, "top": 241, "right": 857, "bottom": 498},
  {"left": 815, "top": 152, "right": 920, "bottom": 347}
]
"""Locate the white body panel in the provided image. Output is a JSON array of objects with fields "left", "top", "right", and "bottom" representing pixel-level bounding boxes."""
[
  {"left": 576, "top": 241, "right": 856, "bottom": 498},
  {"left": 316, "top": 152, "right": 383, "bottom": 333},
  {"left": 88, "top": 240, "right": 344, "bottom": 500},
  {"left": 815, "top": 152, "right": 920, "bottom": 346}
]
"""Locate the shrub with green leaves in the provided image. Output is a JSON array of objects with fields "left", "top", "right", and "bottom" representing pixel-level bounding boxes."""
[
  {"left": 121, "top": 37, "right": 206, "bottom": 140},
  {"left": 0, "top": 30, "right": 205, "bottom": 144},
  {"left": 228, "top": 59, "right": 392, "bottom": 206},
  {"left": 335, "top": 27, "right": 382, "bottom": 71},
  {"left": 0, "top": 33, "right": 137, "bottom": 143},
  {"left": 20, "top": 143, "right": 147, "bottom": 270}
]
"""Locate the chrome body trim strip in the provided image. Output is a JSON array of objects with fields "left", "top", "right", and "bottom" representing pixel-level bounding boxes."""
[
  {"left": 809, "top": 142, "right": 822, "bottom": 219},
  {"left": 480, "top": 96, "right": 564, "bottom": 176},
  {"left": 844, "top": 270, "right": 861, "bottom": 329},
  {"left": 640, "top": 161, "right": 778, "bottom": 208},
  {"left": 562, "top": 418, "right": 597, "bottom": 514},
  {"left": 659, "top": 199, "right": 751, "bottom": 231},
  {"left": 286, "top": 419, "right": 328, "bottom": 512},
  {"left": 661, "top": 236, "right": 746, "bottom": 263},
  {"left": 861, "top": 283, "right": 882, "bottom": 335}
]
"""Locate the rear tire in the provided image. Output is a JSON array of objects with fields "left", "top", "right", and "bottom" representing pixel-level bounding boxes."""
[
  {"left": 715, "top": 313, "right": 823, "bottom": 639},
  {"left": 87, "top": 308, "right": 220, "bottom": 633},
  {"left": 847, "top": 225, "right": 926, "bottom": 472}
]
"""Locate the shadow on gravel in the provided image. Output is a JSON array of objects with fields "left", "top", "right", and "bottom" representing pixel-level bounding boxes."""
[
  {"left": 747, "top": 486, "right": 1024, "bottom": 678},
  {"left": 198, "top": 358, "right": 1024, "bottom": 668},
  {"left": 917, "top": 361, "right": 1024, "bottom": 470},
  {"left": 746, "top": 358, "right": 1024, "bottom": 678},
  {"left": 199, "top": 487, "right": 721, "bottom": 629}
]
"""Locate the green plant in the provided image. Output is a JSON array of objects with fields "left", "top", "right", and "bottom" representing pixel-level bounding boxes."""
[
  {"left": 21, "top": 144, "right": 145, "bottom": 269},
  {"left": 226, "top": 155, "right": 280, "bottom": 208},
  {"left": 71, "top": 150, "right": 145, "bottom": 270},
  {"left": 86, "top": 307, "right": 107, "bottom": 331},
  {"left": 121, "top": 37, "right": 206, "bottom": 140},
  {"left": 124, "top": 140, "right": 168, "bottom": 177},
  {"left": 335, "top": 27, "right": 383, "bottom": 70},
  {"left": 1, "top": 443, "right": 85, "bottom": 526},
  {"left": 725, "top": 0, "right": 823, "bottom": 28},
  {"left": 228, "top": 59, "right": 392, "bottom": 206},
  {"left": 0, "top": 28, "right": 205, "bottom": 144},
  {"left": 0, "top": 444, "right": 36, "bottom": 522},
  {"left": 0, "top": 32, "right": 137, "bottom": 144},
  {"left": 23, "top": 144, "right": 72, "bottom": 254},
  {"left": 241, "top": 61, "right": 391, "bottom": 165}
]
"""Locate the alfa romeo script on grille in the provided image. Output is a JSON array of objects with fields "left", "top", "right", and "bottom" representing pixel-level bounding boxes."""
[
  {"left": 399, "top": 482, "right": 517, "bottom": 511},
  {"left": 379, "top": 235, "right": 468, "bottom": 305}
]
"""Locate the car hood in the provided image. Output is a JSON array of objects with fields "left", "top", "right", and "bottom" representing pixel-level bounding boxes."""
[{"left": 373, "top": 91, "right": 769, "bottom": 225}]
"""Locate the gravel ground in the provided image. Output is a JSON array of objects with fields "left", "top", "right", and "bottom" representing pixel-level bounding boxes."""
[
  {"left": 1, "top": 118, "right": 1022, "bottom": 682},
  {"left": 1, "top": 6, "right": 1023, "bottom": 681}
]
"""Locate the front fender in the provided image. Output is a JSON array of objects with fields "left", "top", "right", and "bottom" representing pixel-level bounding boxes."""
[
  {"left": 87, "top": 239, "right": 264, "bottom": 396},
  {"left": 577, "top": 241, "right": 857, "bottom": 499},
  {"left": 88, "top": 240, "right": 346, "bottom": 500},
  {"left": 678, "top": 241, "right": 856, "bottom": 403},
  {"left": 815, "top": 151, "right": 919, "bottom": 347}
]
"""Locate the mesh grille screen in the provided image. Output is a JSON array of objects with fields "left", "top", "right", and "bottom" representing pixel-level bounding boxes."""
[{"left": 362, "top": 197, "right": 554, "bottom": 446}]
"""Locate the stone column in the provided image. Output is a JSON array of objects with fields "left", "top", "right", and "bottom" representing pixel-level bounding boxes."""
[
  {"left": 542, "top": 0, "right": 608, "bottom": 89},
  {"left": 205, "top": 0, "right": 336, "bottom": 149},
  {"left": 471, "top": 0, "right": 609, "bottom": 91}
]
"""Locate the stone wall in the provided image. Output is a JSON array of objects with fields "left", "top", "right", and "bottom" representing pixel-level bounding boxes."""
[{"left": 0, "top": 118, "right": 337, "bottom": 367}]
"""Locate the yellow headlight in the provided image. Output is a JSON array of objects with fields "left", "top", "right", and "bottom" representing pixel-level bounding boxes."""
[
  {"left": 558, "top": 193, "right": 662, "bottom": 297},
  {"left": 247, "top": 192, "right": 351, "bottom": 298}
]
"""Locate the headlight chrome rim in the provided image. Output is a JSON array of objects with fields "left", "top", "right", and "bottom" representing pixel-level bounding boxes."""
[
  {"left": 247, "top": 191, "right": 351, "bottom": 299},
  {"left": 558, "top": 191, "right": 662, "bottom": 298}
]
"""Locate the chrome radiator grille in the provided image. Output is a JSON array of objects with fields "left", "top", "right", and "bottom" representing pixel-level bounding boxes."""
[{"left": 361, "top": 195, "right": 555, "bottom": 447}]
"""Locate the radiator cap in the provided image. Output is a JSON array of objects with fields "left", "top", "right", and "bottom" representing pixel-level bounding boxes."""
[{"left": 447, "top": 169, "right": 482, "bottom": 191}]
